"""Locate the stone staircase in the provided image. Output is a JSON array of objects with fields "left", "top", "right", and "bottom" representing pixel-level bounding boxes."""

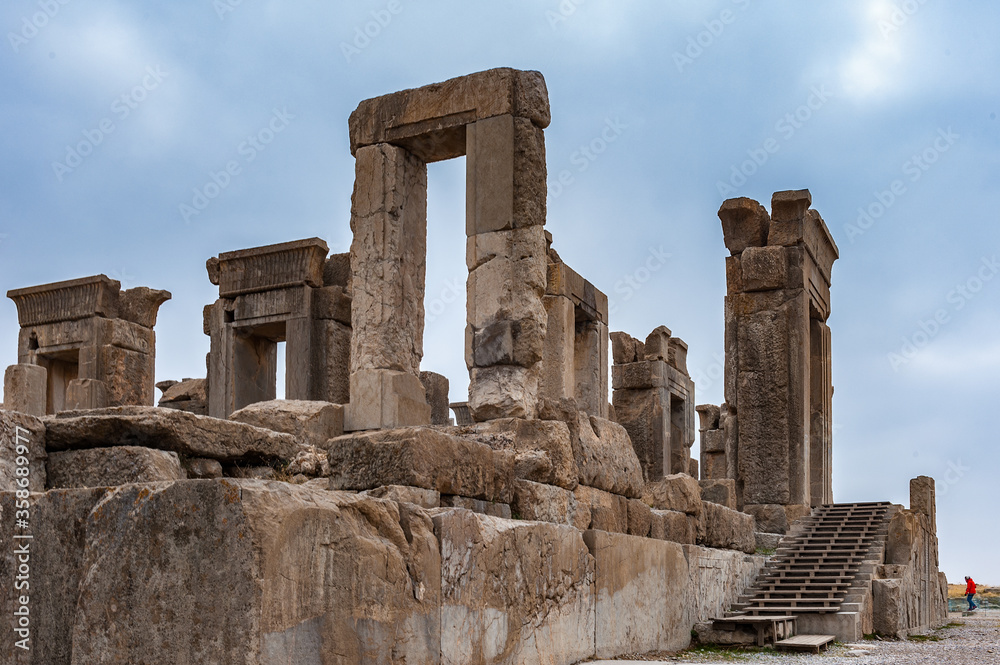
[{"left": 716, "top": 501, "right": 897, "bottom": 643}]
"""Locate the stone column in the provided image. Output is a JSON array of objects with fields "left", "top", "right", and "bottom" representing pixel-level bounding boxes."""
[
  {"left": 3, "top": 364, "right": 47, "bottom": 416},
  {"left": 718, "top": 189, "right": 838, "bottom": 521},
  {"left": 347, "top": 143, "right": 431, "bottom": 430},
  {"left": 466, "top": 115, "right": 548, "bottom": 420}
]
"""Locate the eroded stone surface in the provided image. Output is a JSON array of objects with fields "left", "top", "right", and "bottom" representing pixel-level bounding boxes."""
[
  {"left": 46, "top": 446, "right": 183, "bottom": 489},
  {"left": 229, "top": 399, "right": 344, "bottom": 445},
  {"left": 584, "top": 530, "right": 690, "bottom": 658},
  {"left": 44, "top": 406, "right": 297, "bottom": 463},
  {"left": 434, "top": 508, "right": 595, "bottom": 665},
  {"left": 0, "top": 409, "right": 46, "bottom": 492},
  {"left": 328, "top": 426, "right": 514, "bottom": 502}
]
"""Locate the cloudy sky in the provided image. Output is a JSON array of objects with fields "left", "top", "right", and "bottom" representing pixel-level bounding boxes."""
[{"left": 2, "top": 1, "right": 997, "bottom": 582}]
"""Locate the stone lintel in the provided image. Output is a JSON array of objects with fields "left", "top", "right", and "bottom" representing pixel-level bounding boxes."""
[
  {"left": 8, "top": 274, "right": 121, "bottom": 326},
  {"left": 546, "top": 260, "right": 608, "bottom": 324},
  {"left": 349, "top": 68, "right": 551, "bottom": 161},
  {"left": 215, "top": 238, "right": 329, "bottom": 298}
]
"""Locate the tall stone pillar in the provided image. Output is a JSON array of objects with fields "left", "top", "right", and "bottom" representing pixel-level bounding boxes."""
[{"left": 718, "top": 190, "right": 838, "bottom": 529}]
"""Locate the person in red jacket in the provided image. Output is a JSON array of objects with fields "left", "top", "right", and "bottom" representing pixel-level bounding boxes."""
[{"left": 965, "top": 576, "right": 978, "bottom": 611}]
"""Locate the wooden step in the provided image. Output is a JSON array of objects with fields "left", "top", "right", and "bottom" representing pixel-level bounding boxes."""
[{"left": 775, "top": 634, "right": 836, "bottom": 653}]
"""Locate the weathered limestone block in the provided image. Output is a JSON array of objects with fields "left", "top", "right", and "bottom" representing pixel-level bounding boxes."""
[
  {"left": 700, "top": 428, "right": 725, "bottom": 453},
  {"left": 229, "top": 399, "right": 344, "bottom": 445},
  {"left": 755, "top": 531, "right": 782, "bottom": 551},
  {"left": 743, "top": 503, "right": 789, "bottom": 534},
  {"left": 740, "top": 245, "right": 788, "bottom": 292},
  {"left": 467, "top": 365, "right": 539, "bottom": 422},
  {"left": 466, "top": 114, "right": 548, "bottom": 234},
  {"left": 540, "top": 294, "right": 575, "bottom": 402},
  {"left": 627, "top": 498, "right": 653, "bottom": 537},
  {"left": 311, "top": 318, "right": 352, "bottom": 405},
  {"left": 574, "top": 413, "right": 644, "bottom": 498},
  {"left": 361, "top": 484, "right": 442, "bottom": 509},
  {"left": 698, "top": 501, "right": 756, "bottom": 554},
  {"left": 156, "top": 378, "right": 208, "bottom": 416},
  {"left": 0, "top": 409, "right": 46, "bottom": 492},
  {"left": 718, "top": 197, "right": 769, "bottom": 254},
  {"left": 699, "top": 479, "right": 737, "bottom": 510},
  {"left": 440, "top": 495, "right": 511, "bottom": 519},
  {"left": 311, "top": 285, "right": 352, "bottom": 325},
  {"left": 420, "top": 371, "right": 451, "bottom": 425},
  {"left": 284, "top": 445, "right": 331, "bottom": 477},
  {"left": 182, "top": 457, "right": 222, "bottom": 479},
  {"left": 346, "top": 368, "right": 431, "bottom": 431},
  {"left": 441, "top": 417, "right": 577, "bottom": 490},
  {"left": 649, "top": 509, "right": 697, "bottom": 545},
  {"left": 873, "top": 578, "right": 904, "bottom": 638},
  {"left": 63, "top": 481, "right": 441, "bottom": 664},
  {"left": 44, "top": 406, "right": 298, "bottom": 463},
  {"left": 118, "top": 287, "right": 172, "bottom": 328},
  {"left": 910, "top": 475, "right": 936, "bottom": 533},
  {"left": 584, "top": 530, "right": 691, "bottom": 657},
  {"left": 65, "top": 378, "right": 109, "bottom": 410},
  {"left": 511, "top": 479, "right": 590, "bottom": 529},
  {"left": 349, "top": 68, "right": 551, "bottom": 161},
  {"left": 0, "top": 487, "right": 109, "bottom": 664},
  {"left": 688, "top": 458, "right": 699, "bottom": 478},
  {"left": 3, "top": 364, "right": 47, "bottom": 416},
  {"left": 695, "top": 403, "right": 721, "bottom": 431},
  {"left": 434, "top": 508, "right": 595, "bottom": 665},
  {"left": 643, "top": 474, "right": 703, "bottom": 518},
  {"left": 574, "top": 485, "right": 628, "bottom": 534},
  {"left": 610, "top": 331, "right": 641, "bottom": 364},
  {"left": 611, "top": 387, "right": 666, "bottom": 481},
  {"left": 99, "top": 344, "right": 156, "bottom": 408},
  {"left": 349, "top": 143, "right": 428, "bottom": 377},
  {"left": 328, "top": 427, "right": 514, "bottom": 502},
  {"left": 46, "top": 446, "right": 183, "bottom": 489},
  {"left": 684, "top": 544, "right": 768, "bottom": 625},
  {"left": 643, "top": 325, "right": 671, "bottom": 361}
]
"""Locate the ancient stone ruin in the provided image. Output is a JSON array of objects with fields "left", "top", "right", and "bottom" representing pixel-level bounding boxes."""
[{"left": 0, "top": 69, "right": 947, "bottom": 664}]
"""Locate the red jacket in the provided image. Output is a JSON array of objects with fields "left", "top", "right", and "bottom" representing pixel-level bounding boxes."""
[{"left": 966, "top": 578, "right": 976, "bottom": 595}]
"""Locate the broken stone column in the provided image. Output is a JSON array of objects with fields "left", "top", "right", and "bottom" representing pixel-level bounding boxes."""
[
  {"left": 348, "top": 68, "right": 551, "bottom": 424},
  {"left": 205, "top": 240, "right": 352, "bottom": 419},
  {"left": 717, "top": 189, "right": 838, "bottom": 514},
  {"left": 6, "top": 276, "right": 170, "bottom": 415},
  {"left": 3, "top": 363, "right": 47, "bottom": 416},
  {"left": 540, "top": 239, "right": 610, "bottom": 418},
  {"left": 611, "top": 326, "right": 696, "bottom": 482},
  {"left": 420, "top": 371, "right": 451, "bottom": 425},
  {"left": 697, "top": 403, "right": 728, "bottom": 481}
]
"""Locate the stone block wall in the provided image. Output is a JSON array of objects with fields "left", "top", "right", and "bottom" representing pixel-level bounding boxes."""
[
  {"left": 611, "top": 326, "right": 696, "bottom": 482},
  {"left": 872, "top": 476, "right": 949, "bottom": 638}
]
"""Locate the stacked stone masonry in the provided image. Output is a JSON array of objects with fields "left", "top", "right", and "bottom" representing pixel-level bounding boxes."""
[{"left": 0, "top": 68, "right": 951, "bottom": 662}]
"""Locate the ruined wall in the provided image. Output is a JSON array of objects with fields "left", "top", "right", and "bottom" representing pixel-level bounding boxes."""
[
  {"left": 873, "top": 476, "right": 949, "bottom": 638},
  {"left": 716, "top": 189, "right": 837, "bottom": 529},
  {"left": 0, "top": 406, "right": 767, "bottom": 664}
]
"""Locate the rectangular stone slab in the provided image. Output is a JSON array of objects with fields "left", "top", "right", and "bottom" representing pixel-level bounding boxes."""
[
  {"left": 43, "top": 406, "right": 298, "bottom": 463},
  {"left": 434, "top": 508, "right": 595, "bottom": 665},
  {"left": 46, "top": 446, "right": 183, "bottom": 489},
  {"left": 328, "top": 426, "right": 514, "bottom": 502},
  {"left": 584, "top": 530, "right": 691, "bottom": 657},
  {"left": 349, "top": 68, "right": 551, "bottom": 161}
]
